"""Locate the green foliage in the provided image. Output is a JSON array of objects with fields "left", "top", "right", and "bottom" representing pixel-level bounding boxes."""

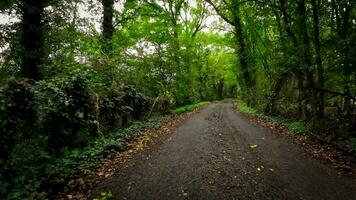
[
  {"left": 122, "top": 85, "right": 152, "bottom": 120},
  {"left": 238, "top": 101, "right": 310, "bottom": 137},
  {"left": 94, "top": 191, "right": 114, "bottom": 200},
  {"left": 34, "top": 75, "right": 97, "bottom": 151},
  {"left": 50, "top": 117, "right": 162, "bottom": 177},
  {"left": 171, "top": 102, "right": 209, "bottom": 114},
  {"left": 237, "top": 101, "right": 259, "bottom": 116},
  {"left": 0, "top": 72, "right": 157, "bottom": 199},
  {"left": 4, "top": 138, "right": 50, "bottom": 200},
  {"left": 346, "top": 139, "right": 356, "bottom": 153},
  {"left": 287, "top": 122, "right": 309, "bottom": 136},
  {"left": 99, "top": 85, "right": 152, "bottom": 132},
  {"left": 0, "top": 79, "right": 37, "bottom": 160},
  {"left": 0, "top": 116, "right": 163, "bottom": 200}
]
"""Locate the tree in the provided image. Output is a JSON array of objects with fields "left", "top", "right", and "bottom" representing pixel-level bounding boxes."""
[
  {"left": 206, "top": 0, "right": 254, "bottom": 103},
  {"left": 102, "top": 0, "right": 114, "bottom": 55},
  {"left": 19, "top": 0, "right": 47, "bottom": 80}
]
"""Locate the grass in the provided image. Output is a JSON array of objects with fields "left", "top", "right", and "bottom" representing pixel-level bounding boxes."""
[{"left": 170, "top": 101, "right": 209, "bottom": 114}]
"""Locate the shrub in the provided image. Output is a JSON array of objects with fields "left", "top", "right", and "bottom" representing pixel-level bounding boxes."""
[
  {"left": 0, "top": 79, "right": 37, "bottom": 160},
  {"left": 155, "top": 98, "right": 171, "bottom": 114},
  {"left": 122, "top": 85, "right": 151, "bottom": 120},
  {"left": 347, "top": 138, "right": 356, "bottom": 153},
  {"left": 99, "top": 89, "right": 126, "bottom": 132},
  {"left": 288, "top": 122, "right": 308, "bottom": 136},
  {"left": 4, "top": 138, "right": 51, "bottom": 200},
  {"left": 237, "top": 101, "right": 259, "bottom": 116},
  {"left": 34, "top": 76, "right": 97, "bottom": 152},
  {"left": 0, "top": 75, "right": 157, "bottom": 199},
  {"left": 98, "top": 85, "right": 151, "bottom": 132}
]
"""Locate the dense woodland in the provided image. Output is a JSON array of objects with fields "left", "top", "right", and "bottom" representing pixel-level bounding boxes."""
[{"left": 0, "top": 0, "right": 355, "bottom": 199}]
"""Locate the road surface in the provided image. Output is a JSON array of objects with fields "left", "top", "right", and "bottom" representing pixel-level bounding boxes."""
[{"left": 91, "top": 100, "right": 356, "bottom": 200}]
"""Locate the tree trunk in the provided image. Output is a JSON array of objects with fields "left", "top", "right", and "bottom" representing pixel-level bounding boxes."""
[
  {"left": 232, "top": 4, "right": 252, "bottom": 89},
  {"left": 102, "top": 0, "right": 114, "bottom": 55},
  {"left": 217, "top": 78, "right": 224, "bottom": 100},
  {"left": 279, "top": 0, "right": 298, "bottom": 45},
  {"left": 266, "top": 73, "right": 288, "bottom": 114},
  {"left": 231, "top": 2, "right": 254, "bottom": 104},
  {"left": 298, "top": 0, "right": 317, "bottom": 119},
  {"left": 20, "top": 0, "right": 46, "bottom": 80},
  {"left": 311, "top": 0, "right": 324, "bottom": 118},
  {"left": 297, "top": 73, "right": 307, "bottom": 120}
]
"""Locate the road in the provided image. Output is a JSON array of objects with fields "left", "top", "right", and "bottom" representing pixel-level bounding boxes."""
[{"left": 91, "top": 100, "right": 356, "bottom": 200}]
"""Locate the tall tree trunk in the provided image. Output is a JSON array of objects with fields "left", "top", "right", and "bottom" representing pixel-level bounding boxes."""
[
  {"left": 311, "top": 0, "right": 324, "bottom": 118},
  {"left": 231, "top": 1, "right": 254, "bottom": 104},
  {"left": 296, "top": 73, "right": 307, "bottom": 120},
  {"left": 298, "top": 0, "right": 317, "bottom": 119},
  {"left": 266, "top": 73, "right": 288, "bottom": 114},
  {"left": 279, "top": 0, "right": 298, "bottom": 45},
  {"left": 198, "top": 63, "right": 204, "bottom": 100},
  {"left": 217, "top": 78, "right": 224, "bottom": 100},
  {"left": 102, "top": 0, "right": 114, "bottom": 55},
  {"left": 20, "top": 0, "right": 46, "bottom": 80},
  {"left": 233, "top": 9, "right": 251, "bottom": 87}
]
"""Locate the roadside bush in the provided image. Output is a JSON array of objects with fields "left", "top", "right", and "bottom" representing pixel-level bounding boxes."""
[
  {"left": 347, "top": 138, "right": 356, "bottom": 153},
  {"left": 288, "top": 122, "right": 308, "bottom": 136},
  {"left": 99, "top": 89, "right": 126, "bottom": 132},
  {"left": 122, "top": 85, "right": 151, "bottom": 121},
  {"left": 98, "top": 85, "right": 151, "bottom": 132},
  {"left": 34, "top": 76, "right": 97, "bottom": 152},
  {"left": 4, "top": 138, "right": 51, "bottom": 200},
  {"left": 0, "top": 79, "right": 37, "bottom": 160},
  {"left": 155, "top": 98, "right": 171, "bottom": 114},
  {"left": 0, "top": 76, "right": 158, "bottom": 199}
]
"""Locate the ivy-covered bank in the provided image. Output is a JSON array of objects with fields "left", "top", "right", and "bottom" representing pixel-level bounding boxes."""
[
  {"left": 236, "top": 101, "right": 356, "bottom": 154},
  {"left": 0, "top": 73, "right": 159, "bottom": 199},
  {"left": 0, "top": 74, "right": 206, "bottom": 200}
]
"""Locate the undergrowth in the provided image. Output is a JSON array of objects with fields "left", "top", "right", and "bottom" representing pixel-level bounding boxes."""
[
  {"left": 1, "top": 116, "right": 164, "bottom": 200},
  {"left": 171, "top": 101, "right": 209, "bottom": 114},
  {"left": 237, "top": 101, "right": 356, "bottom": 153},
  {"left": 237, "top": 101, "right": 310, "bottom": 137}
]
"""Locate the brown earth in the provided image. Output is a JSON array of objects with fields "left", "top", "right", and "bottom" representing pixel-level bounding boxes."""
[{"left": 90, "top": 100, "right": 356, "bottom": 200}]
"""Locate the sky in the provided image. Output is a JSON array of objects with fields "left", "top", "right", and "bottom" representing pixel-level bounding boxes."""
[
  {"left": 0, "top": 1, "right": 228, "bottom": 58},
  {"left": 0, "top": 13, "right": 19, "bottom": 25},
  {"left": 0, "top": 0, "right": 225, "bottom": 31}
]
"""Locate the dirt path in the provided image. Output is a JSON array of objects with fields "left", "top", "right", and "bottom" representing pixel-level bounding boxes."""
[{"left": 91, "top": 100, "right": 356, "bottom": 200}]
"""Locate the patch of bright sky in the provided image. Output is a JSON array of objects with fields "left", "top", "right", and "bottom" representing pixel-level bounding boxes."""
[
  {"left": 0, "top": 11, "right": 19, "bottom": 25},
  {"left": 0, "top": 0, "right": 228, "bottom": 57},
  {"left": 0, "top": 0, "right": 226, "bottom": 32}
]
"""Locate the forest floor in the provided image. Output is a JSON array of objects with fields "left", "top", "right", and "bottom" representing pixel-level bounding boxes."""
[{"left": 89, "top": 100, "right": 356, "bottom": 200}]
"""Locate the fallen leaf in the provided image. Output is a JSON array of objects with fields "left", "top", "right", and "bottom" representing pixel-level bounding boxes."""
[{"left": 250, "top": 144, "right": 258, "bottom": 149}]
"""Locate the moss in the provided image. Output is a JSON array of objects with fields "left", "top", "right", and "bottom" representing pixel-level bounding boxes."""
[{"left": 170, "top": 102, "right": 209, "bottom": 114}]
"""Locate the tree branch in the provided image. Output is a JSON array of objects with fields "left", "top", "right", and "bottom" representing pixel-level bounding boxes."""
[{"left": 205, "top": 0, "right": 236, "bottom": 26}]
